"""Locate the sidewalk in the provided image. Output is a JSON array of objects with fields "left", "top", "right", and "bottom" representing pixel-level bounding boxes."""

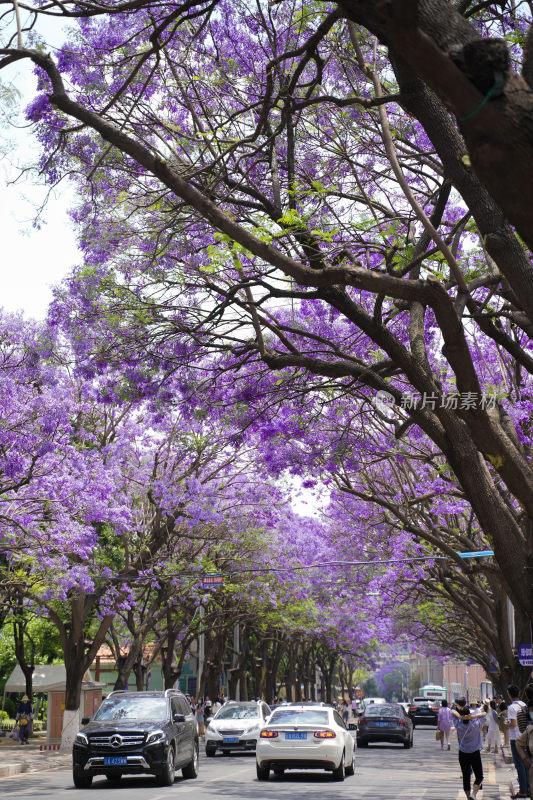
[
  {"left": 0, "top": 735, "right": 70, "bottom": 777},
  {"left": 482, "top": 745, "right": 518, "bottom": 800}
]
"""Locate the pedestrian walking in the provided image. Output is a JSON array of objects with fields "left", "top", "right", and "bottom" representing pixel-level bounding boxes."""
[
  {"left": 498, "top": 701, "right": 510, "bottom": 746},
  {"left": 342, "top": 700, "right": 350, "bottom": 725},
  {"left": 351, "top": 697, "right": 358, "bottom": 718},
  {"left": 485, "top": 700, "right": 501, "bottom": 754},
  {"left": 15, "top": 695, "right": 33, "bottom": 745},
  {"left": 437, "top": 699, "right": 453, "bottom": 750},
  {"left": 515, "top": 697, "right": 533, "bottom": 797},
  {"left": 452, "top": 696, "right": 486, "bottom": 800},
  {"left": 195, "top": 699, "right": 205, "bottom": 737},
  {"left": 507, "top": 684, "right": 530, "bottom": 799}
]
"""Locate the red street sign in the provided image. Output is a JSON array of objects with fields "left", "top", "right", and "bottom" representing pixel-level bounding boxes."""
[{"left": 202, "top": 574, "right": 224, "bottom": 587}]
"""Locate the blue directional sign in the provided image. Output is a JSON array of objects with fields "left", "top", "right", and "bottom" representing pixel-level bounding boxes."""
[
  {"left": 457, "top": 550, "right": 494, "bottom": 559},
  {"left": 518, "top": 644, "right": 533, "bottom": 666}
]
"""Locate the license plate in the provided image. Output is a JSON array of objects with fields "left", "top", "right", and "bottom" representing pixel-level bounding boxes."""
[
  {"left": 419, "top": 709, "right": 429, "bottom": 713},
  {"left": 375, "top": 721, "right": 391, "bottom": 727},
  {"left": 104, "top": 756, "right": 127, "bottom": 766},
  {"left": 285, "top": 732, "right": 307, "bottom": 740},
  {"left": 223, "top": 737, "right": 239, "bottom": 744}
]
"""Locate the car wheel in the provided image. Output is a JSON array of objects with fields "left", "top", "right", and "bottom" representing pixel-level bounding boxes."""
[
  {"left": 332, "top": 751, "right": 345, "bottom": 782},
  {"left": 182, "top": 740, "right": 199, "bottom": 779},
  {"left": 345, "top": 748, "right": 355, "bottom": 776},
  {"left": 205, "top": 744, "right": 216, "bottom": 757},
  {"left": 73, "top": 768, "right": 93, "bottom": 789},
  {"left": 256, "top": 763, "right": 270, "bottom": 780},
  {"left": 157, "top": 745, "right": 176, "bottom": 786},
  {"left": 106, "top": 773, "right": 122, "bottom": 783},
  {"left": 356, "top": 739, "right": 368, "bottom": 748},
  {"left": 403, "top": 737, "right": 411, "bottom": 748}
]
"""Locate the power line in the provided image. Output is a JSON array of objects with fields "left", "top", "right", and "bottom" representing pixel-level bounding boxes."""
[{"left": 88, "top": 550, "right": 494, "bottom": 585}]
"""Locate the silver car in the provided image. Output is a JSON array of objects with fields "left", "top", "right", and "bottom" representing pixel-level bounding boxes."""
[{"left": 205, "top": 701, "right": 271, "bottom": 756}]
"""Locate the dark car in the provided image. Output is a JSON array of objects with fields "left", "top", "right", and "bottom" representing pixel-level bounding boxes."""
[
  {"left": 356, "top": 703, "right": 413, "bottom": 748},
  {"left": 72, "top": 689, "right": 199, "bottom": 788},
  {"left": 408, "top": 697, "right": 438, "bottom": 727}
]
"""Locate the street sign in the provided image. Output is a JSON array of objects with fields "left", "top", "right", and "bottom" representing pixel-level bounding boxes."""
[
  {"left": 202, "top": 574, "right": 224, "bottom": 588},
  {"left": 457, "top": 550, "right": 494, "bottom": 559},
  {"left": 518, "top": 643, "right": 533, "bottom": 666}
]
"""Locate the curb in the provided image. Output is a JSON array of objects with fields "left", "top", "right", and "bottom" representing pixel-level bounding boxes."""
[{"left": 0, "top": 762, "right": 28, "bottom": 777}]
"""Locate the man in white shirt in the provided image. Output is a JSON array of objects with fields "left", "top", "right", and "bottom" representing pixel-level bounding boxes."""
[{"left": 507, "top": 684, "right": 529, "bottom": 799}]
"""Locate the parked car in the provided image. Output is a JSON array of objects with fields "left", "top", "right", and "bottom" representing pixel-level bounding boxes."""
[
  {"left": 408, "top": 697, "right": 438, "bottom": 727},
  {"left": 72, "top": 689, "right": 198, "bottom": 788},
  {"left": 205, "top": 700, "right": 271, "bottom": 756},
  {"left": 356, "top": 703, "right": 413, "bottom": 748},
  {"left": 255, "top": 704, "right": 355, "bottom": 781}
]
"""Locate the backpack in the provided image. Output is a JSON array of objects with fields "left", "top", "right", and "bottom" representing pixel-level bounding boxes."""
[{"left": 517, "top": 703, "right": 529, "bottom": 734}]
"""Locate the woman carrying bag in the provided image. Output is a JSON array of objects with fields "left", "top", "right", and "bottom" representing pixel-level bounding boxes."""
[
  {"left": 16, "top": 695, "right": 33, "bottom": 745},
  {"left": 438, "top": 699, "right": 453, "bottom": 750}
]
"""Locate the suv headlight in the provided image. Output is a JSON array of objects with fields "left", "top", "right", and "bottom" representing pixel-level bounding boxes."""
[
  {"left": 75, "top": 732, "right": 88, "bottom": 746},
  {"left": 146, "top": 730, "right": 166, "bottom": 745}
]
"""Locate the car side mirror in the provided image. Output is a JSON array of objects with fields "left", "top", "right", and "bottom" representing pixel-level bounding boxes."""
[
  {"left": 173, "top": 713, "right": 186, "bottom": 722},
  {"left": 81, "top": 717, "right": 90, "bottom": 726},
  {"left": 348, "top": 723, "right": 357, "bottom": 730}
]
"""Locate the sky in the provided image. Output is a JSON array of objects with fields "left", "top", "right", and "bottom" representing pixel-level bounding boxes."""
[{"left": 0, "top": 17, "right": 79, "bottom": 321}]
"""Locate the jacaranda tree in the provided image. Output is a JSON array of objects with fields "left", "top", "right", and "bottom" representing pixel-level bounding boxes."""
[{"left": 0, "top": 0, "right": 532, "bottom": 678}]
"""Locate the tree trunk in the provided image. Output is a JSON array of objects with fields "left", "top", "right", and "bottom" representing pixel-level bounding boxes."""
[
  {"left": 113, "top": 635, "right": 142, "bottom": 690},
  {"left": 11, "top": 594, "right": 35, "bottom": 701},
  {"left": 56, "top": 592, "right": 115, "bottom": 751}
]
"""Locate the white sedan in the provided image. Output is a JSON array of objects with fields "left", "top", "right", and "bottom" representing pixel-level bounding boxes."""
[
  {"left": 256, "top": 705, "right": 355, "bottom": 781},
  {"left": 205, "top": 701, "right": 271, "bottom": 755}
]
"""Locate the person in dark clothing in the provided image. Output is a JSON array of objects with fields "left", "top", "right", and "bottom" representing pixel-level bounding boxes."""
[{"left": 16, "top": 695, "right": 33, "bottom": 745}]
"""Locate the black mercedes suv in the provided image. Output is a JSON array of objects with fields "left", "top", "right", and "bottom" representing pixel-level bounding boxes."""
[{"left": 72, "top": 689, "right": 199, "bottom": 788}]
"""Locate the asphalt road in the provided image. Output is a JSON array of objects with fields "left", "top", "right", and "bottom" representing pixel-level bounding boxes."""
[{"left": 0, "top": 728, "right": 510, "bottom": 800}]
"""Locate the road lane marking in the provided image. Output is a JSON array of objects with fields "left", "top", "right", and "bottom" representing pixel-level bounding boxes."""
[
  {"left": 148, "top": 766, "right": 252, "bottom": 800},
  {"left": 0, "top": 765, "right": 252, "bottom": 798}
]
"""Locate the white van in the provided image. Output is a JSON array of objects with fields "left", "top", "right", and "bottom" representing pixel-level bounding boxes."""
[{"left": 358, "top": 697, "right": 386, "bottom": 715}]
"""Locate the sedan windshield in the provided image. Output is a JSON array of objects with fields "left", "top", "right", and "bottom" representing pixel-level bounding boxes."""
[
  {"left": 94, "top": 696, "right": 167, "bottom": 721},
  {"left": 214, "top": 704, "right": 259, "bottom": 720},
  {"left": 269, "top": 709, "right": 329, "bottom": 725},
  {"left": 365, "top": 705, "right": 401, "bottom": 717}
]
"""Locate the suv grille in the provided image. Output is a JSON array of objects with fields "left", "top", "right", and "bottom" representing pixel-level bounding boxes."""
[
  {"left": 218, "top": 729, "right": 244, "bottom": 736},
  {"left": 88, "top": 732, "right": 145, "bottom": 749}
]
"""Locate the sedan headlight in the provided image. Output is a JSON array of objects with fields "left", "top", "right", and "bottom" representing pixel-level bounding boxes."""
[
  {"left": 75, "top": 731, "right": 88, "bottom": 746},
  {"left": 146, "top": 730, "right": 166, "bottom": 745}
]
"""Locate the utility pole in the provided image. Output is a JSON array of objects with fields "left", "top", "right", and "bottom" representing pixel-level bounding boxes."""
[
  {"left": 233, "top": 623, "right": 240, "bottom": 701},
  {"left": 197, "top": 605, "right": 205, "bottom": 696}
]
